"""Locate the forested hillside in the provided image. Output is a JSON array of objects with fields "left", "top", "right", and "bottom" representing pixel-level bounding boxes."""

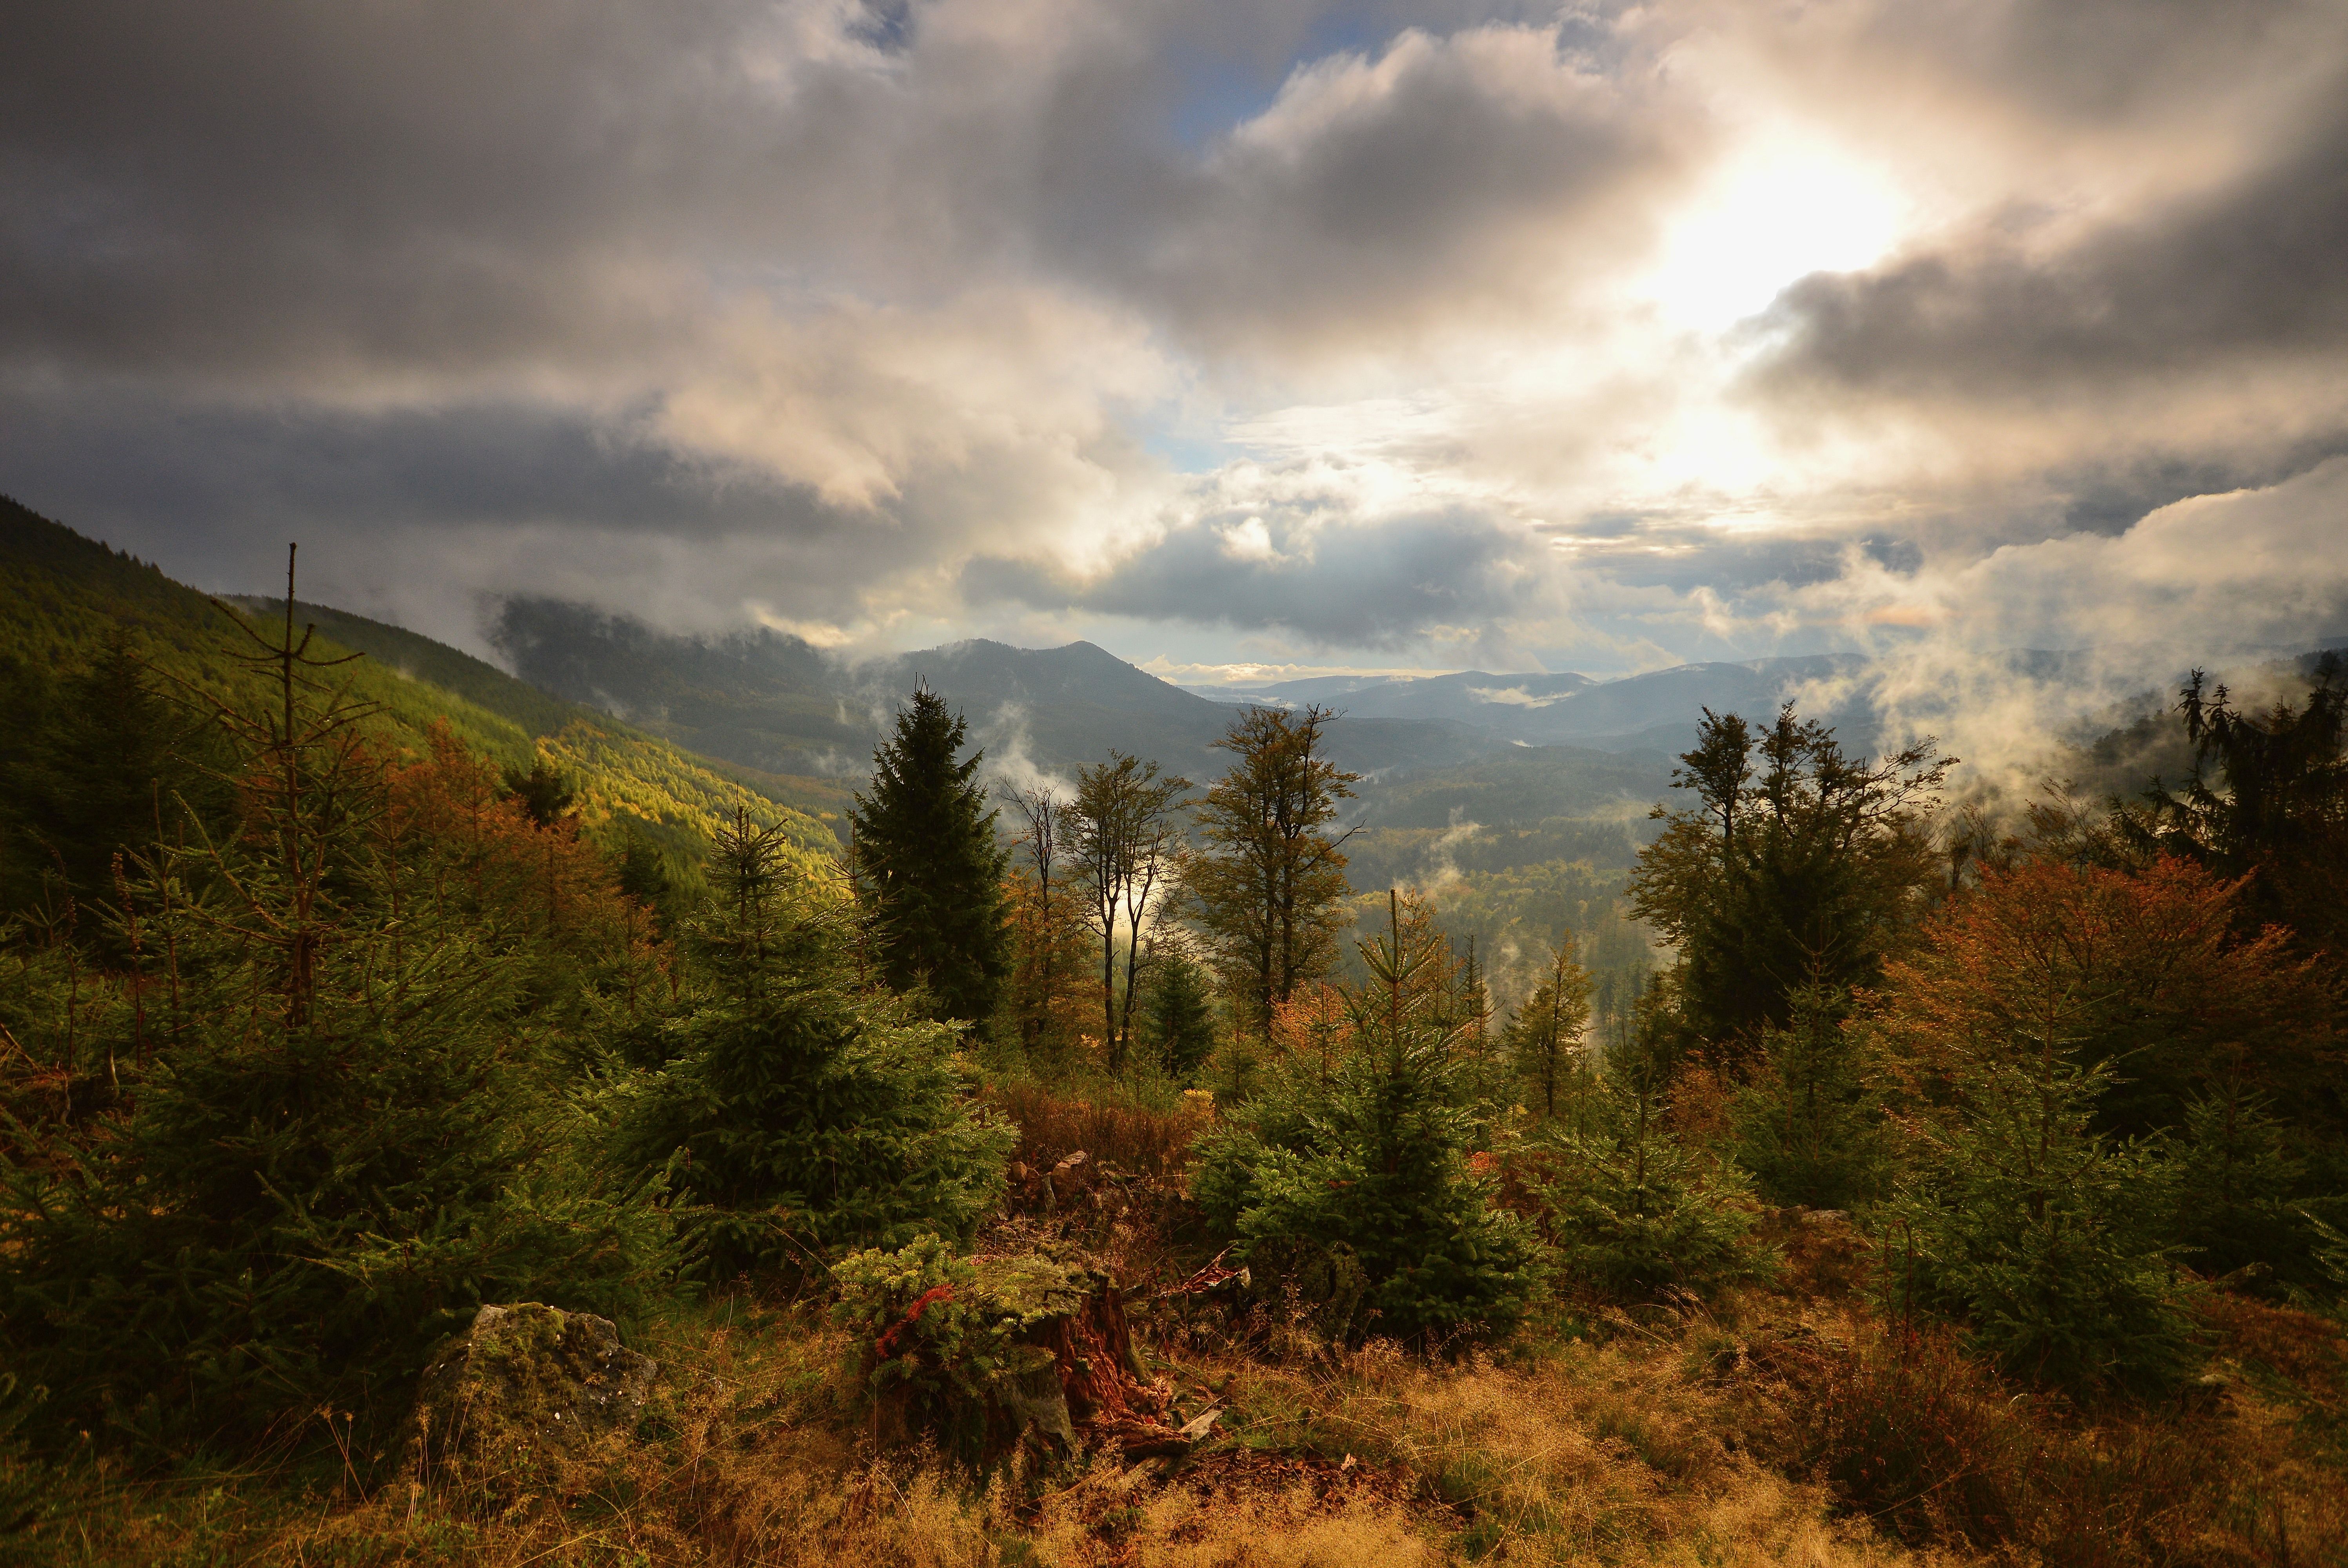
[
  {"left": 0, "top": 497, "right": 840, "bottom": 882},
  {"left": 3, "top": 498, "right": 2346, "bottom": 1568}
]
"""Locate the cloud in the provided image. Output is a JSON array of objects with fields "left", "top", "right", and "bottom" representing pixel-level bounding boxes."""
[{"left": 1, "top": 0, "right": 2344, "bottom": 693}]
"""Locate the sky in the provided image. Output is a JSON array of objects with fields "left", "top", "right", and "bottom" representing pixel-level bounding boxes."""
[{"left": 5, "top": 0, "right": 2348, "bottom": 697}]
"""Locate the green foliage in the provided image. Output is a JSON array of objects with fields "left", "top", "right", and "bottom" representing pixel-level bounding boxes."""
[
  {"left": 1887, "top": 1051, "right": 2202, "bottom": 1392},
  {"left": 1192, "top": 905, "right": 1535, "bottom": 1346},
  {"left": 612, "top": 815, "right": 1012, "bottom": 1277},
  {"left": 1504, "top": 935, "right": 1595, "bottom": 1121},
  {"left": 1183, "top": 705, "right": 1356, "bottom": 1038},
  {"left": 0, "top": 599, "right": 671, "bottom": 1458},
  {"left": 0, "top": 497, "right": 834, "bottom": 896},
  {"left": 502, "top": 758, "right": 576, "bottom": 827},
  {"left": 831, "top": 1236, "right": 989, "bottom": 1442},
  {"left": 2140, "top": 654, "right": 2348, "bottom": 955},
  {"left": 2165, "top": 1087, "right": 2339, "bottom": 1292},
  {"left": 1138, "top": 947, "right": 1219, "bottom": 1082},
  {"left": 1630, "top": 704, "right": 1948, "bottom": 1048},
  {"left": 0, "top": 641, "right": 236, "bottom": 931},
  {"left": 850, "top": 688, "right": 1010, "bottom": 1031},
  {"left": 829, "top": 1236, "right": 1067, "bottom": 1465},
  {"left": 1521, "top": 1032, "right": 1759, "bottom": 1298},
  {"left": 1729, "top": 987, "right": 1892, "bottom": 1211}
]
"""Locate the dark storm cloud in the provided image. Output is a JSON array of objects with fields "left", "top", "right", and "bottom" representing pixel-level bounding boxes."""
[
  {"left": 963, "top": 506, "right": 1554, "bottom": 646},
  {"left": 4, "top": 0, "right": 2346, "bottom": 671},
  {"left": 1752, "top": 64, "right": 2348, "bottom": 405},
  {"left": 1083, "top": 24, "right": 1683, "bottom": 354}
]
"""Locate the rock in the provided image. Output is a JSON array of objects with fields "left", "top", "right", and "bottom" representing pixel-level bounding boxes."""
[{"left": 409, "top": 1303, "right": 657, "bottom": 1494}]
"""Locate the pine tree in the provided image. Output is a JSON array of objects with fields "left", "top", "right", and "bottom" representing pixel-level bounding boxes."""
[
  {"left": 1139, "top": 944, "right": 1219, "bottom": 1082},
  {"left": 612, "top": 811, "right": 1013, "bottom": 1276},
  {"left": 850, "top": 688, "right": 1010, "bottom": 1031},
  {"left": 1729, "top": 985, "right": 1891, "bottom": 1210},
  {"left": 1192, "top": 894, "right": 1534, "bottom": 1346},
  {"left": 0, "top": 637, "right": 232, "bottom": 933}
]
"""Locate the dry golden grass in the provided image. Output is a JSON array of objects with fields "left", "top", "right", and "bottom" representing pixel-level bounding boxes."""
[{"left": 12, "top": 1285, "right": 2343, "bottom": 1567}]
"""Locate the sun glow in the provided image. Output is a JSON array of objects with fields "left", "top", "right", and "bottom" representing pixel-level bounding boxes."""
[{"left": 1641, "top": 133, "right": 1910, "bottom": 330}]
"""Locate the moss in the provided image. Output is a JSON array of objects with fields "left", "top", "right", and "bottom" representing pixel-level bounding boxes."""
[{"left": 410, "top": 1303, "right": 658, "bottom": 1500}]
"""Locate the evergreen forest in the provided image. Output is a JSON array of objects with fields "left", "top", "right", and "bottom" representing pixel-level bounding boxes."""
[{"left": 4, "top": 496, "right": 2347, "bottom": 1567}]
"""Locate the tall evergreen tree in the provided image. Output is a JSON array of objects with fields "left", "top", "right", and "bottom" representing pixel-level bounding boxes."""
[
  {"left": 850, "top": 687, "right": 1010, "bottom": 1030},
  {"left": 1630, "top": 703, "right": 1948, "bottom": 1048}
]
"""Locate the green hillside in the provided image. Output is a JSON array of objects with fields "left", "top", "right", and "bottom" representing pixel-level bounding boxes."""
[{"left": 0, "top": 495, "right": 838, "bottom": 871}]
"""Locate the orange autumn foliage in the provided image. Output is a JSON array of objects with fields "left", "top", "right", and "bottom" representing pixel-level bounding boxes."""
[
  {"left": 1872, "top": 855, "right": 2337, "bottom": 1134},
  {"left": 382, "top": 722, "right": 660, "bottom": 974},
  {"left": 1265, "top": 982, "right": 1355, "bottom": 1075}
]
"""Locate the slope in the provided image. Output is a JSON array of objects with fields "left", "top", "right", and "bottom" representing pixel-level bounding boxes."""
[{"left": 0, "top": 495, "right": 836, "bottom": 869}]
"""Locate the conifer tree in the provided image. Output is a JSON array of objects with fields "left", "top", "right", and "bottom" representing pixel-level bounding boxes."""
[
  {"left": 1139, "top": 944, "right": 1219, "bottom": 1082},
  {"left": 1506, "top": 933, "right": 1595, "bottom": 1120},
  {"left": 1523, "top": 978, "right": 1757, "bottom": 1298},
  {"left": 1192, "top": 893, "right": 1533, "bottom": 1345},
  {"left": 1887, "top": 1051, "right": 2199, "bottom": 1391},
  {"left": 612, "top": 811, "right": 1013, "bottom": 1276},
  {"left": 1729, "top": 984, "right": 1891, "bottom": 1210},
  {"left": 850, "top": 688, "right": 1010, "bottom": 1030},
  {"left": 0, "top": 558, "right": 666, "bottom": 1455}
]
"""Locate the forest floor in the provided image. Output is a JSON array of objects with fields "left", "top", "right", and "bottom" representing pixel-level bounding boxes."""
[{"left": 13, "top": 1198, "right": 2347, "bottom": 1568}]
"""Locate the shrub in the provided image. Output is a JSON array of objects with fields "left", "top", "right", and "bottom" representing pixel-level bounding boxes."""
[
  {"left": 1886, "top": 1051, "right": 2202, "bottom": 1392},
  {"left": 1191, "top": 911, "right": 1534, "bottom": 1347}
]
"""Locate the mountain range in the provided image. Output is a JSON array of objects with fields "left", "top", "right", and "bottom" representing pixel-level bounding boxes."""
[{"left": 485, "top": 598, "right": 1947, "bottom": 831}]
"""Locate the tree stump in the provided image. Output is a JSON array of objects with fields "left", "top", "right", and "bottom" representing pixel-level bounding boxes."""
[{"left": 865, "top": 1249, "right": 1198, "bottom": 1464}]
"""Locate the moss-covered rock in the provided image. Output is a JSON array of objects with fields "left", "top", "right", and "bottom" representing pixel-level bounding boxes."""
[
  {"left": 833, "top": 1239, "right": 1185, "bottom": 1468},
  {"left": 409, "top": 1303, "right": 656, "bottom": 1496}
]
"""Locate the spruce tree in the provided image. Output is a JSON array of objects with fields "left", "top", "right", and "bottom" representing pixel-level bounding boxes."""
[
  {"left": 1888, "top": 1048, "right": 2200, "bottom": 1391},
  {"left": 612, "top": 812, "right": 1013, "bottom": 1276},
  {"left": 0, "top": 571, "right": 666, "bottom": 1455},
  {"left": 1729, "top": 985, "right": 1891, "bottom": 1210},
  {"left": 851, "top": 687, "right": 1010, "bottom": 1030},
  {"left": 1525, "top": 984, "right": 1757, "bottom": 1298},
  {"left": 1140, "top": 945, "right": 1219, "bottom": 1082},
  {"left": 1192, "top": 895, "right": 1533, "bottom": 1345}
]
